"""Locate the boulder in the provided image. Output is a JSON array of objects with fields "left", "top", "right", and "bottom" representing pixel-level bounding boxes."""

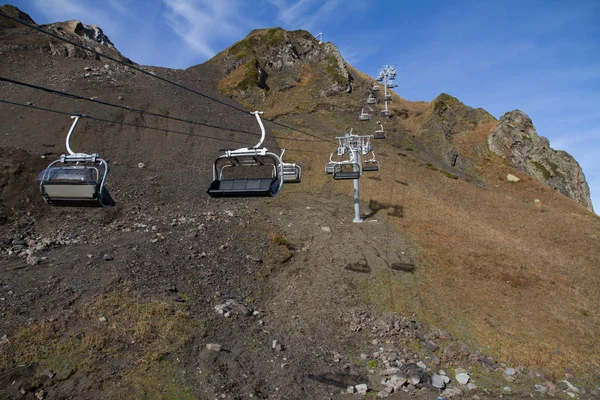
[{"left": 488, "top": 110, "right": 593, "bottom": 211}]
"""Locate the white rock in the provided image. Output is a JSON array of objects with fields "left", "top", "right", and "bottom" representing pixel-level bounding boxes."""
[
  {"left": 562, "top": 380, "right": 580, "bottom": 393},
  {"left": 503, "top": 386, "right": 511, "bottom": 392},
  {"left": 355, "top": 383, "right": 368, "bottom": 395},
  {"left": 389, "top": 374, "right": 407, "bottom": 390},
  {"left": 503, "top": 367, "right": 516, "bottom": 376},
  {"left": 534, "top": 384, "right": 547, "bottom": 393},
  {"left": 431, "top": 373, "right": 448, "bottom": 389},
  {"left": 506, "top": 174, "right": 520, "bottom": 182},
  {"left": 138, "top": 162, "right": 145, "bottom": 168},
  {"left": 99, "top": 316, "right": 107, "bottom": 322},
  {"left": 416, "top": 361, "right": 427, "bottom": 370},
  {"left": 455, "top": 372, "right": 470, "bottom": 384},
  {"left": 321, "top": 226, "right": 331, "bottom": 233},
  {"left": 467, "top": 383, "right": 478, "bottom": 390},
  {"left": 206, "top": 343, "right": 222, "bottom": 352},
  {"left": 346, "top": 386, "right": 355, "bottom": 394}
]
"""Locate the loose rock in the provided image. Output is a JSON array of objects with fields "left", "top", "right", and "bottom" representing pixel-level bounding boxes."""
[
  {"left": 432, "top": 373, "right": 450, "bottom": 389},
  {"left": 455, "top": 372, "right": 470, "bottom": 384},
  {"left": 506, "top": 174, "right": 520, "bottom": 182},
  {"left": 206, "top": 343, "right": 222, "bottom": 352},
  {"left": 355, "top": 383, "right": 368, "bottom": 395}
]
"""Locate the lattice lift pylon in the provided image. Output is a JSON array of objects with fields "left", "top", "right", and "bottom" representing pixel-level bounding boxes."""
[{"left": 333, "top": 131, "right": 374, "bottom": 223}]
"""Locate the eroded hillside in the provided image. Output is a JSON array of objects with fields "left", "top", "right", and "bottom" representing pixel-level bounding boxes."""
[{"left": 1, "top": 5, "right": 599, "bottom": 400}]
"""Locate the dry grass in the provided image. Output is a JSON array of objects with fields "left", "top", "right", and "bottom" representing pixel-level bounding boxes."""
[
  {"left": 215, "top": 43, "right": 600, "bottom": 379},
  {"left": 0, "top": 292, "right": 203, "bottom": 394},
  {"left": 271, "top": 98, "right": 600, "bottom": 380}
]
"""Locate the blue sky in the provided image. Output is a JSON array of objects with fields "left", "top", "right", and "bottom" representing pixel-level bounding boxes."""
[{"left": 11, "top": 0, "right": 600, "bottom": 211}]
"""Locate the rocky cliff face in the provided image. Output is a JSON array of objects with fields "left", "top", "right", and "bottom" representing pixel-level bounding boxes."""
[
  {"left": 420, "top": 93, "right": 496, "bottom": 168},
  {"left": 0, "top": 5, "right": 131, "bottom": 63},
  {"left": 209, "top": 28, "right": 352, "bottom": 110},
  {"left": 488, "top": 110, "right": 593, "bottom": 211}
]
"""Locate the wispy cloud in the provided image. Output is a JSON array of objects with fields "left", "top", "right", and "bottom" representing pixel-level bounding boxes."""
[
  {"left": 161, "top": 0, "right": 256, "bottom": 58},
  {"left": 269, "top": 0, "right": 343, "bottom": 31}
]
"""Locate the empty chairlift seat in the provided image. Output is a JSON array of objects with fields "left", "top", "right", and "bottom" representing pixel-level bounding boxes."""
[
  {"left": 207, "top": 111, "right": 284, "bottom": 198},
  {"left": 280, "top": 149, "right": 302, "bottom": 183},
  {"left": 37, "top": 115, "right": 115, "bottom": 208},
  {"left": 362, "top": 160, "right": 379, "bottom": 172},
  {"left": 367, "top": 95, "right": 377, "bottom": 104},
  {"left": 333, "top": 162, "right": 361, "bottom": 180},
  {"left": 207, "top": 176, "right": 280, "bottom": 197},
  {"left": 359, "top": 109, "right": 370, "bottom": 121},
  {"left": 374, "top": 122, "right": 386, "bottom": 139},
  {"left": 37, "top": 161, "right": 114, "bottom": 207},
  {"left": 282, "top": 163, "right": 302, "bottom": 183}
]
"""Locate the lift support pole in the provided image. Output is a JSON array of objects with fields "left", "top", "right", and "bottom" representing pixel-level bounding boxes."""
[{"left": 352, "top": 149, "right": 362, "bottom": 223}]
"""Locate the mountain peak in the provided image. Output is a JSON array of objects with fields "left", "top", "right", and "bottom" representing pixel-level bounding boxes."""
[
  {"left": 0, "top": 4, "right": 131, "bottom": 63},
  {"left": 209, "top": 27, "right": 352, "bottom": 114},
  {"left": 0, "top": 4, "right": 36, "bottom": 28},
  {"left": 488, "top": 109, "right": 593, "bottom": 211}
]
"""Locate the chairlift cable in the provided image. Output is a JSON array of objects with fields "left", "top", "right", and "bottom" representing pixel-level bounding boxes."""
[
  {"left": 0, "top": 76, "right": 323, "bottom": 143},
  {"left": 0, "top": 99, "right": 331, "bottom": 154},
  {"left": 0, "top": 10, "right": 337, "bottom": 144}
]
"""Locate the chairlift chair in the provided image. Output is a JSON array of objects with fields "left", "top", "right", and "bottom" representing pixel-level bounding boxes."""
[
  {"left": 36, "top": 115, "right": 115, "bottom": 207},
  {"left": 359, "top": 109, "right": 370, "bottom": 121},
  {"left": 362, "top": 152, "right": 379, "bottom": 172},
  {"left": 374, "top": 121, "right": 386, "bottom": 139},
  {"left": 386, "top": 82, "right": 397, "bottom": 89},
  {"left": 325, "top": 162, "right": 336, "bottom": 174},
  {"left": 367, "top": 95, "right": 377, "bottom": 104},
  {"left": 207, "top": 111, "right": 284, "bottom": 197},
  {"left": 333, "top": 161, "right": 361, "bottom": 180},
  {"left": 325, "top": 152, "right": 342, "bottom": 174},
  {"left": 380, "top": 110, "right": 391, "bottom": 118},
  {"left": 372, "top": 82, "right": 380, "bottom": 91},
  {"left": 280, "top": 149, "right": 301, "bottom": 183},
  {"left": 384, "top": 94, "right": 392, "bottom": 101}
]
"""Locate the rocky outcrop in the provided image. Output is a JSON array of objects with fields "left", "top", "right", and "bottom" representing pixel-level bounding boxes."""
[
  {"left": 0, "top": 4, "right": 36, "bottom": 28},
  {"left": 420, "top": 93, "right": 496, "bottom": 168},
  {"left": 0, "top": 5, "right": 132, "bottom": 64},
  {"left": 51, "top": 20, "right": 115, "bottom": 47},
  {"left": 214, "top": 28, "right": 352, "bottom": 102},
  {"left": 488, "top": 110, "right": 593, "bottom": 211}
]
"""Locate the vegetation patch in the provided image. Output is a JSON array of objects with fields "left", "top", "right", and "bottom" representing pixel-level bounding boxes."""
[
  {"left": 547, "top": 160, "right": 564, "bottom": 177},
  {"left": 441, "top": 170, "right": 459, "bottom": 179},
  {"left": 237, "top": 58, "right": 261, "bottom": 91},
  {"left": 0, "top": 292, "right": 203, "bottom": 397},
  {"left": 325, "top": 56, "right": 348, "bottom": 85},
  {"left": 262, "top": 28, "right": 285, "bottom": 47},
  {"left": 532, "top": 161, "right": 551, "bottom": 180}
]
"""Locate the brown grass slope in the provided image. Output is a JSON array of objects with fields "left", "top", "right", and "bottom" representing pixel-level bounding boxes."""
[{"left": 210, "top": 28, "right": 600, "bottom": 380}]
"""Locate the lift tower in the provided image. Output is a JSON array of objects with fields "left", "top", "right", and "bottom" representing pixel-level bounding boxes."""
[{"left": 334, "top": 132, "right": 373, "bottom": 223}]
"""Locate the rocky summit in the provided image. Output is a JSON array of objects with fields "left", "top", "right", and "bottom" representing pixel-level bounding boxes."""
[
  {"left": 0, "top": 4, "right": 599, "bottom": 400},
  {"left": 488, "top": 109, "right": 593, "bottom": 211}
]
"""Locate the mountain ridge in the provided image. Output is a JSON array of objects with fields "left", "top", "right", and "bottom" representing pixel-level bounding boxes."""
[{"left": 0, "top": 5, "right": 599, "bottom": 399}]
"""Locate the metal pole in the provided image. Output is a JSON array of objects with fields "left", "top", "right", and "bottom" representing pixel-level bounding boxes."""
[{"left": 353, "top": 149, "right": 362, "bottom": 223}]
